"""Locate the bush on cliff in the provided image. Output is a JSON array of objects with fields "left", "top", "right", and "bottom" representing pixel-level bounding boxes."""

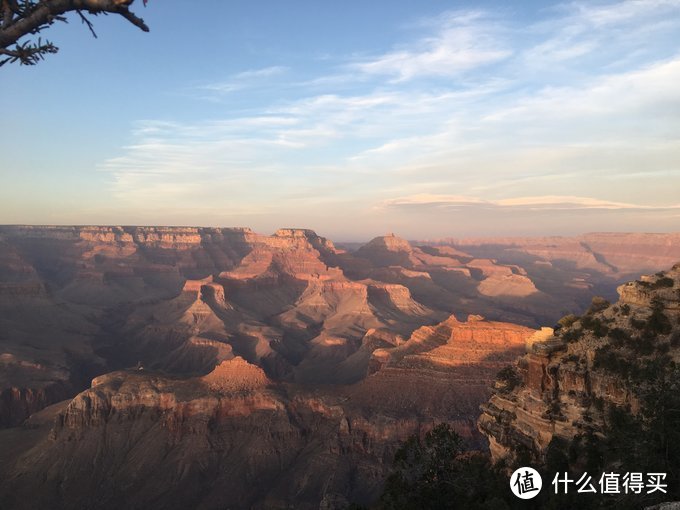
[
  {"left": 651, "top": 277, "right": 674, "bottom": 289},
  {"left": 561, "top": 327, "right": 583, "bottom": 343},
  {"left": 647, "top": 298, "right": 672, "bottom": 335},
  {"left": 587, "top": 296, "right": 610, "bottom": 314},
  {"left": 496, "top": 366, "right": 521, "bottom": 393},
  {"left": 557, "top": 314, "right": 578, "bottom": 329},
  {"left": 378, "top": 424, "right": 509, "bottom": 510}
]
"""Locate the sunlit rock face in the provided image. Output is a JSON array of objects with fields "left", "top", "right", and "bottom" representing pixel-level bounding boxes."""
[
  {"left": 0, "top": 314, "right": 536, "bottom": 510},
  {"left": 352, "top": 315, "right": 536, "bottom": 442},
  {"left": 478, "top": 263, "right": 680, "bottom": 465},
  {"left": 0, "top": 226, "right": 677, "bottom": 427},
  {"left": 0, "top": 226, "right": 678, "bottom": 508},
  {"left": 0, "top": 225, "right": 563, "bottom": 426},
  {"left": 436, "top": 233, "right": 680, "bottom": 277}
]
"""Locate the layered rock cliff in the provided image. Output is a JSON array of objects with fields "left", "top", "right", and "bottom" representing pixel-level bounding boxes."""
[
  {"left": 350, "top": 315, "right": 537, "bottom": 442},
  {"left": 478, "top": 263, "right": 680, "bottom": 467},
  {"left": 2, "top": 226, "right": 679, "bottom": 509},
  {"left": 2, "top": 227, "right": 438, "bottom": 423},
  {"left": 438, "top": 233, "right": 680, "bottom": 276},
  {"left": 1, "top": 226, "right": 677, "bottom": 428},
  {"left": 0, "top": 312, "right": 537, "bottom": 510}
]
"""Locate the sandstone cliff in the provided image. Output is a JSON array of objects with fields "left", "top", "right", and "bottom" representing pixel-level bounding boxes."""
[
  {"left": 0, "top": 312, "right": 539, "bottom": 510},
  {"left": 1, "top": 226, "right": 677, "bottom": 428},
  {"left": 352, "top": 315, "right": 536, "bottom": 442},
  {"left": 478, "top": 263, "right": 680, "bottom": 466},
  {"left": 434, "top": 232, "right": 680, "bottom": 277},
  {"left": 1, "top": 227, "right": 441, "bottom": 423}
]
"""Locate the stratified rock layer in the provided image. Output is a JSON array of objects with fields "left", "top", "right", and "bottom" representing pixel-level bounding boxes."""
[
  {"left": 1, "top": 226, "right": 678, "bottom": 427},
  {"left": 0, "top": 314, "right": 537, "bottom": 510},
  {"left": 352, "top": 315, "right": 535, "bottom": 441},
  {"left": 478, "top": 263, "right": 680, "bottom": 464}
]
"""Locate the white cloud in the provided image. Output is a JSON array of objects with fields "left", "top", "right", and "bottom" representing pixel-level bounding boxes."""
[
  {"left": 352, "top": 10, "right": 510, "bottom": 81},
  {"left": 382, "top": 194, "right": 680, "bottom": 211},
  {"left": 484, "top": 56, "right": 680, "bottom": 122},
  {"left": 521, "top": 0, "right": 680, "bottom": 71},
  {"left": 568, "top": 0, "right": 680, "bottom": 27},
  {"left": 97, "top": 1, "right": 680, "bottom": 236},
  {"left": 523, "top": 39, "right": 596, "bottom": 63},
  {"left": 200, "top": 66, "right": 288, "bottom": 93}
]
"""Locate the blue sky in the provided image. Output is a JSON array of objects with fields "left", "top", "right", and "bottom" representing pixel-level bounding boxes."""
[{"left": 1, "top": 0, "right": 679, "bottom": 240}]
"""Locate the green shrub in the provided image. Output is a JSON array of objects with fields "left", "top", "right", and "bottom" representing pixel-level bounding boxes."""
[
  {"left": 581, "top": 315, "right": 609, "bottom": 338},
  {"left": 496, "top": 365, "right": 521, "bottom": 393},
  {"left": 379, "top": 424, "right": 510, "bottom": 510},
  {"left": 657, "top": 342, "right": 671, "bottom": 354},
  {"left": 647, "top": 303, "right": 671, "bottom": 335},
  {"left": 671, "top": 331, "right": 680, "bottom": 347},
  {"left": 561, "top": 328, "right": 583, "bottom": 343},
  {"left": 652, "top": 276, "right": 674, "bottom": 289},
  {"left": 588, "top": 296, "right": 610, "bottom": 314},
  {"left": 634, "top": 333, "right": 655, "bottom": 355},
  {"left": 594, "top": 346, "right": 636, "bottom": 377},
  {"left": 558, "top": 314, "right": 579, "bottom": 329},
  {"left": 592, "top": 396, "right": 605, "bottom": 411},
  {"left": 608, "top": 327, "right": 631, "bottom": 347},
  {"left": 545, "top": 437, "right": 570, "bottom": 473},
  {"left": 630, "top": 317, "right": 646, "bottom": 330}
]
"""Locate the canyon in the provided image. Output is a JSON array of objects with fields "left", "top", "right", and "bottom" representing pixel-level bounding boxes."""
[
  {"left": 478, "top": 263, "right": 680, "bottom": 466},
  {"left": 0, "top": 225, "right": 679, "bottom": 508}
]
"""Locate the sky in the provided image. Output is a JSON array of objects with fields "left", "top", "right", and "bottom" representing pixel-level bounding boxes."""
[{"left": 1, "top": 0, "right": 679, "bottom": 241}]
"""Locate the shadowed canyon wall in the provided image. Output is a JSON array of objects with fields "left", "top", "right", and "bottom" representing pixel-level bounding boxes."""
[{"left": 0, "top": 225, "right": 678, "bottom": 508}]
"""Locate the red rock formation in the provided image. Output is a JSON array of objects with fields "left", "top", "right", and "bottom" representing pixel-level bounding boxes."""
[
  {"left": 356, "top": 233, "right": 420, "bottom": 268},
  {"left": 0, "top": 383, "right": 71, "bottom": 428},
  {"left": 581, "top": 232, "right": 680, "bottom": 274},
  {"left": 201, "top": 357, "right": 269, "bottom": 393},
  {"left": 352, "top": 315, "right": 535, "bottom": 441},
  {"left": 478, "top": 263, "right": 680, "bottom": 465},
  {"left": 0, "top": 355, "right": 480, "bottom": 509},
  {"left": 1, "top": 225, "right": 677, "bottom": 431},
  {"left": 431, "top": 233, "right": 680, "bottom": 277},
  {"left": 0, "top": 310, "right": 542, "bottom": 510}
]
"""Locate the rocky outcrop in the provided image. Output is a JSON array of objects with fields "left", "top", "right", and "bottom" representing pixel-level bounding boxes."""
[
  {"left": 478, "top": 263, "right": 680, "bottom": 465},
  {"left": 356, "top": 234, "right": 419, "bottom": 268},
  {"left": 0, "top": 313, "right": 541, "bottom": 509},
  {"left": 431, "top": 233, "right": 680, "bottom": 277},
  {"left": 3, "top": 225, "right": 679, "bottom": 508},
  {"left": 0, "top": 226, "right": 443, "bottom": 404},
  {"left": 617, "top": 264, "right": 680, "bottom": 310},
  {"left": 581, "top": 233, "right": 680, "bottom": 274},
  {"left": 356, "top": 315, "right": 536, "bottom": 442},
  {"left": 0, "top": 226, "right": 677, "bottom": 431},
  {"left": 0, "top": 383, "right": 71, "bottom": 428},
  {"left": 201, "top": 357, "right": 270, "bottom": 393},
  {"left": 367, "top": 282, "right": 433, "bottom": 317},
  {"left": 0, "top": 356, "right": 483, "bottom": 510}
]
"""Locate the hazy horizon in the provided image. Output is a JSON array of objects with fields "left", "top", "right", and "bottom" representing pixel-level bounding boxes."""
[
  {"left": 2, "top": 0, "right": 679, "bottom": 239},
  {"left": 2, "top": 223, "right": 679, "bottom": 245}
]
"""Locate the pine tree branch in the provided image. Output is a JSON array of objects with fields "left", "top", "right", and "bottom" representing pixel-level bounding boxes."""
[
  {"left": 0, "top": 0, "right": 148, "bottom": 50},
  {"left": 75, "top": 8, "right": 96, "bottom": 38}
]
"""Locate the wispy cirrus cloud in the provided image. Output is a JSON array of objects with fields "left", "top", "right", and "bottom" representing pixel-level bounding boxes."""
[
  {"left": 381, "top": 194, "right": 680, "bottom": 211},
  {"left": 483, "top": 56, "right": 680, "bottom": 122},
  {"left": 98, "top": 1, "right": 680, "bottom": 237},
  {"left": 522, "top": 0, "right": 680, "bottom": 69},
  {"left": 352, "top": 11, "right": 510, "bottom": 81},
  {"left": 567, "top": 0, "right": 680, "bottom": 27},
  {"left": 199, "top": 66, "right": 289, "bottom": 94}
]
